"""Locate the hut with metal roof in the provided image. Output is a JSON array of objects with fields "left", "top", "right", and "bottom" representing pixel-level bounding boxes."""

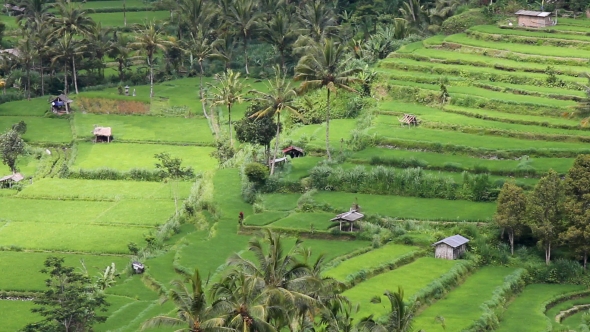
[
  {"left": 515, "top": 10, "right": 554, "bottom": 28},
  {"left": 93, "top": 126, "right": 113, "bottom": 143},
  {"left": 331, "top": 209, "right": 364, "bottom": 232},
  {"left": 433, "top": 234, "right": 469, "bottom": 260}
]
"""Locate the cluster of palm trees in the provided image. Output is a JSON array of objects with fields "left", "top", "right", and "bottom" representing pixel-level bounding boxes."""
[
  {"left": 142, "top": 230, "right": 415, "bottom": 332},
  {"left": 7, "top": 0, "right": 143, "bottom": 98},
  {"left": 7, "top": 0, "right": 417, "bottom": 99}
]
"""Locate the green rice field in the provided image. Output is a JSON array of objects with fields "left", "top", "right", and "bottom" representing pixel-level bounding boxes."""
[
  {"left": 4, "top": 13, "right": 590, "bottom": 330},
  {"left": 72, "top": 142, "right": 216, "bottom": 171},
  {"left": 414, "top": 266, "right": 517, "bottom": 331},
  {"left": 496, "top": 284, "right": 585, "bottom": 332},
  {"left": 325, "top": 243, "right": 419, "bottom": 281},
  {"left": 343, "top": 257, "right": 459, "bottom": 319}
]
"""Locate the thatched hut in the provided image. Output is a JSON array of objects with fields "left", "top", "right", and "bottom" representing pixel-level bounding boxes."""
[
  {"left": 0, "top": 172, "right": 23, "bottom": 188},
  {"left": 433, "top": 234, "right": 469, "bottom": 260},
  {"left": 93, "top": 126, "right": 113, "bottom": 143}
]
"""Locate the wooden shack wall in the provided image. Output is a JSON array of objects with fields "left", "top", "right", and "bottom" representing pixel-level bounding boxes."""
[
  {"left": 435, "top": 243, "right": 455, "bottom": 260},
  {"left": 518, "top": 16, "right": 551, "bottom": 28}
]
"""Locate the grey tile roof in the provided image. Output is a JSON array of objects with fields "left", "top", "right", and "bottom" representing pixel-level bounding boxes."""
[
  {"left": 331, "top": 210, "right": 364, "bottom": 222},
  {"left": 433, "top": 234, "right": 470, "bottom": 248}
]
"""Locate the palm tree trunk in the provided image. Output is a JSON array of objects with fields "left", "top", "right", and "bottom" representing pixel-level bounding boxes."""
[
  {"left": 64, "top": 62, "right": 68, "bottom": 95},
  {"left": 26, "top": 66, "right": 31, "bottom": 100},
  {"left": 546, "top": 241, "right": 551, "bottom": 265},
  {"left": 584, "top": 250, "right": 588, "bottom": 270},
  {"left": 228, "top": 103, "right": 232, "bottom": 146},
  {"left": 40, "top": 61, "right": 44, "bottom": 96},
  {"left": 243, "top": 36, "right": 249, "bottom": 75},
  {"left": 508, "top": 230, "right": 514, "bottom": 256},
  {"left": 325, "top": 88, "right": 331, "bottom": 160},
  {"left": 199, "top": 60, "right": 208, "bottom": 119},
  {"left": 149, "top": 55, "right": 154, "bottom": 99},
  {"left": 270, "top": 113, "right": 281, "bottom": 176},
  {"left": 72, "top": 57, "right": 79, "bottom": 94},
  {"left": 119, "top": 60, "right": 124, "bottom": 82},
  {"left": 123, "top": 0, "right": 127, "bottom": 26}
]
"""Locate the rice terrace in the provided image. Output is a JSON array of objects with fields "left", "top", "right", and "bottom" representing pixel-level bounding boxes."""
[{"left": 4, "top": 0, "right": 590, "bottom": 331}]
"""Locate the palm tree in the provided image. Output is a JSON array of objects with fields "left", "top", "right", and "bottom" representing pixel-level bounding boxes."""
[
  {"left": 210, "top": 273, "right": 276, "bottom": 332},
  {"left": 226, "top": 0, "right": 261, "bottom": 75},
  {"left": 15, "top": 36, "right": 37, "bottom": 100},
  {"left": 51, "top": 32, "right": 85, "bottom": 94},
  {"left": 176, "top": 0, "right": 213, "bottom": 39},
  {"left": 51, "top": 0, "right": 95, "bottom": 38},
  {"left": 296, "top": 0, "right": 337, "bottom": 41},
  {"left": 211, "top": 33, "right": 237, "bottom": 72},
  {"left": 108, "top": 34, "right": 135, "bottom": 82},
  {"left": 356, "top": 287, "right": 416, "bottom": 332},
  {"left": 29, "top": 17, "right": 51, "bottom": 96},
  {"left": 249, "top": 65, "right": 299, "bottom": 175},
  {"left": 141, "top": 269, "right": 228, "bottom": 332},
  {"left": 16, "top": 0, "right": 52, "bottom": 30},
  {"left": 85, "top": 23, "right": 112, "bottom": 79},
  {"left": 207, "top": 69, "right": 247, "bottom": 146},
  {"left": 130, "top": 21, "right": 173, "bottom": 98},
  {"left": 260, "top": 11, "right": 297, "bottom": 71},
  {"left": 183, "top": 31, "right": 213, "bottom": 118},
  {"left": 294, "top": 38, "right": 361, "bottom": 160},
  {"left": 225, "top": 229, "right": 320, "bottom": 329}
]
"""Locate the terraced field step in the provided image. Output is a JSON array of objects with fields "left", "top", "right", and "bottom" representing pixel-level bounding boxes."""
[
  {"left": 372, "top": 118, "right": 590, "bottom": 154},
  {"left": 378, "top": 102, "right": 590, "bottom": 140},
  {"left": 413, "top": 266, "right": 517, "bottom": 331},
  {"left": 324, "top": 243, "right": 421, "bottom": 283},
  {"left": 380, "top": 57, "right": 584, "bottom": 88},
  {"left": 443, "top": 105, "right": 584, "bottom": 129},
  {"left": 313, "top": 191, "right": 495, "bottom": 222},
  {"left": 343, "top": 257, "right": 464, "bottom": 319},
  {"left": 467, "top": 26, "right": 590, "bottom": 48},
  {"left": 390, "top": 44, "right": 589, "bottom": 76},
  {"left": 445, "top": 33, "right": 590, "bottom": 59},
  {"left": 496, "top": 284, "right": 585, "bottom": 332},
  {"left": 0, "top": 251, "right": 131, "bottom": 292},
  {"left": 17, "top": 178, "right": 194, "bottom": 201},
  {"left": 351, "top": 147, "right": 575, "bottom": 175}
]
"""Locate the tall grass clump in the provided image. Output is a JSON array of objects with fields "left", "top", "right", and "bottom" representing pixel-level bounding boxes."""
[{"left": 309, "top": 165, "right": 496, "bottom": 201}]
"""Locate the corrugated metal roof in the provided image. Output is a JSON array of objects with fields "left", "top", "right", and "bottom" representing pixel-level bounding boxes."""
[
  {"left": 515, "top": 10, "right": 551, "bottom": 17},
  {"left": 433, "top": 234, "right": 470, "bottom": 248}
]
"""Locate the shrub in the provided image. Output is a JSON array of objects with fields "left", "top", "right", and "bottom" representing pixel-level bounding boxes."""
[
  {"left": 244, "top": 162, "right": 268, "bottom": 186},
  {"left": 441, "top": 9, "right": 491, "bottom": 35}
]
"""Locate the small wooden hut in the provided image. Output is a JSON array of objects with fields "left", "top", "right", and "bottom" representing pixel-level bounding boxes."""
[
  {"left": 51, "top": 94, "right": 73, "bottom": 114},
  {"left": 398, "top": 114, "right": 419, "bottom": 127},
  {"left": 433, "top": 234, "right": 469, "bottom": 260},
  {"left": 283, "top": 146, "right": 305, "bottom": 158},
  {"left": 331, "top": 209, "right": 364, "bottom": 232},
  {"left": 515, "top": 10, "right": 553, "bottom": 28},
  {"left": 0, "top": 172, "right": 23, "bottom": 188},
  {"left": 93, "top": 126, "right": 113, "bottom": 143}
]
